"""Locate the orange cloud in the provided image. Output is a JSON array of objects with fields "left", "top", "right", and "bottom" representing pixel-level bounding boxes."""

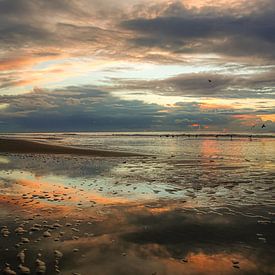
[
  {"left": 232, "top": 114, "right": 264, "bottom": 127},
  {"left": 182, "top": 0, "right": 260, "bottom": 10},
  {"left": 260, "top": 114, "right": 275, "bottom": 122},
  {"left": 199, "top": 103, "right": 233, "bottom": 110},
  {"left": 191, "top": 123, "right": 200, "bottom": 127},
  {"left": 232, "top": 114, "right": 256, "bottom": 120},
  {"left": 14, "top": 79, "right": 38, "bottom": 87},
  {"left": 0, "top": 57, "right": 40, "bottom": 71}
]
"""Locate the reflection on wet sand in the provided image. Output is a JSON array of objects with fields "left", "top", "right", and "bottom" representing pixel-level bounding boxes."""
[{"left": 0, "top": 137, "right": 274, "bottom": 274}]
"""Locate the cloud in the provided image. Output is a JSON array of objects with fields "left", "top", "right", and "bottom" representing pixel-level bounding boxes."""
[
  {"left": 108, "top": 69, "right": 275, "bottom": 99},
  {"left": 121, "top": 1, "right": 275, "bottom": 60},
  {"left": 0, "top": 0, "right": 274, "bottom": 64},
  {"left": 0, "top": 0, "right": 120, "bottom": 59},
  {"left": 0, "top": 0, "right": 274, "bottom": 132},
  {"left": 1, "top": 85, "right": 274, "bottom": 132},
  {"left": 0, "top": 86, "right": 163, "bottom": 131}
]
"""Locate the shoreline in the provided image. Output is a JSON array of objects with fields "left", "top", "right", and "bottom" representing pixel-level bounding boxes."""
[
  {"left": 1, "top": 132, "right": 274, "bottom": 139},
  {"left": 0, "top": 138, "right": 142, "bottom": 157}
]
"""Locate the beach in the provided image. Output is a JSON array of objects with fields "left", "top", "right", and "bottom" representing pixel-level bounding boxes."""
[
  {"left": 0, "top": 138, "right": 142, "bottom": 157},
  {"left": 1, "top": 0, "right": 275, "bottom": 273},
  {"left": 0, "top": 133, "right": 274, "bottom": 274}
]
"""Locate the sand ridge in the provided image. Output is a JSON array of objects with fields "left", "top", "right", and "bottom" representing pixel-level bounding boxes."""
[{"left": 0, "top": 138, "right": 142, "bottom": 157}]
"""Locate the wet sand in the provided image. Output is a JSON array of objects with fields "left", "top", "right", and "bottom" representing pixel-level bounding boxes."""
[
  {"left": 0, "top": 135, "right": 274, "bottom": 274},
  {"left": 0, "top": 138, "right": 142, "bottom": 157}
]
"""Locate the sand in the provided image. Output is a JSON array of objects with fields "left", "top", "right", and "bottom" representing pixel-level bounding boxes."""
[
  {"left": 0, "top": 138, "right": 142, "bottom": 157},
  {"left": 0, "top": 136, "right": 274, "bottom": 274}
]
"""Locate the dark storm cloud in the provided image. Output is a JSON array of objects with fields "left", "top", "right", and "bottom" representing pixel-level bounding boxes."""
[
  {"left": 121, "top": 1, "right": 275, "bottom": 59},
  {"left": 123, "top": 13, "right": 275, "bottom": 42},
  {"left": 0, "top": 86, "right": 165, "bottom": 131},
  {"left": 0, "top": 0, "right": 273, "bottom": 62},
  {"left": 1, "top": 85, "right": 274, "bottom": 132}
]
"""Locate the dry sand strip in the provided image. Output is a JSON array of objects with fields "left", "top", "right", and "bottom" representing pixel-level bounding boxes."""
[{"left": 0, "top": 138, "right": 143, "bottom": 157}]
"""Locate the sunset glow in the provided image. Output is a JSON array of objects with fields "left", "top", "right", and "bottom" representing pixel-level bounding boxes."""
[{"left": 0, "top": 0, "right": 274, "bottom": 132}]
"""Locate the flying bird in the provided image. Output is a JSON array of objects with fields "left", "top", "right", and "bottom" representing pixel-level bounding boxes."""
[
  {"left": 208, "top": 79, "right": 212, "bottom": 83},
  {"left": 261, "top": 124, "right": 266, "bottom": 128}
]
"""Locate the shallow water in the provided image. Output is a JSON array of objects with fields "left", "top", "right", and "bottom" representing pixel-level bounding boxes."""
[{"left": 0, "top": 134, "right": 274, "bottom": 274}]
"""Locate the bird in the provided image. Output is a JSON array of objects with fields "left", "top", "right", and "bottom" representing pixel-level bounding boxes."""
[
  {"left": 261, "top": 124, "right": 266, "bottom": 128},
  {"left": 208, "top": 79, "right": 212, "bottom": 83}
]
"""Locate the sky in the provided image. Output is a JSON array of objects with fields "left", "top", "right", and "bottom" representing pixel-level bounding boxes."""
[{"left": 0, "top": 0, "right": 275, "bottom": 132}]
